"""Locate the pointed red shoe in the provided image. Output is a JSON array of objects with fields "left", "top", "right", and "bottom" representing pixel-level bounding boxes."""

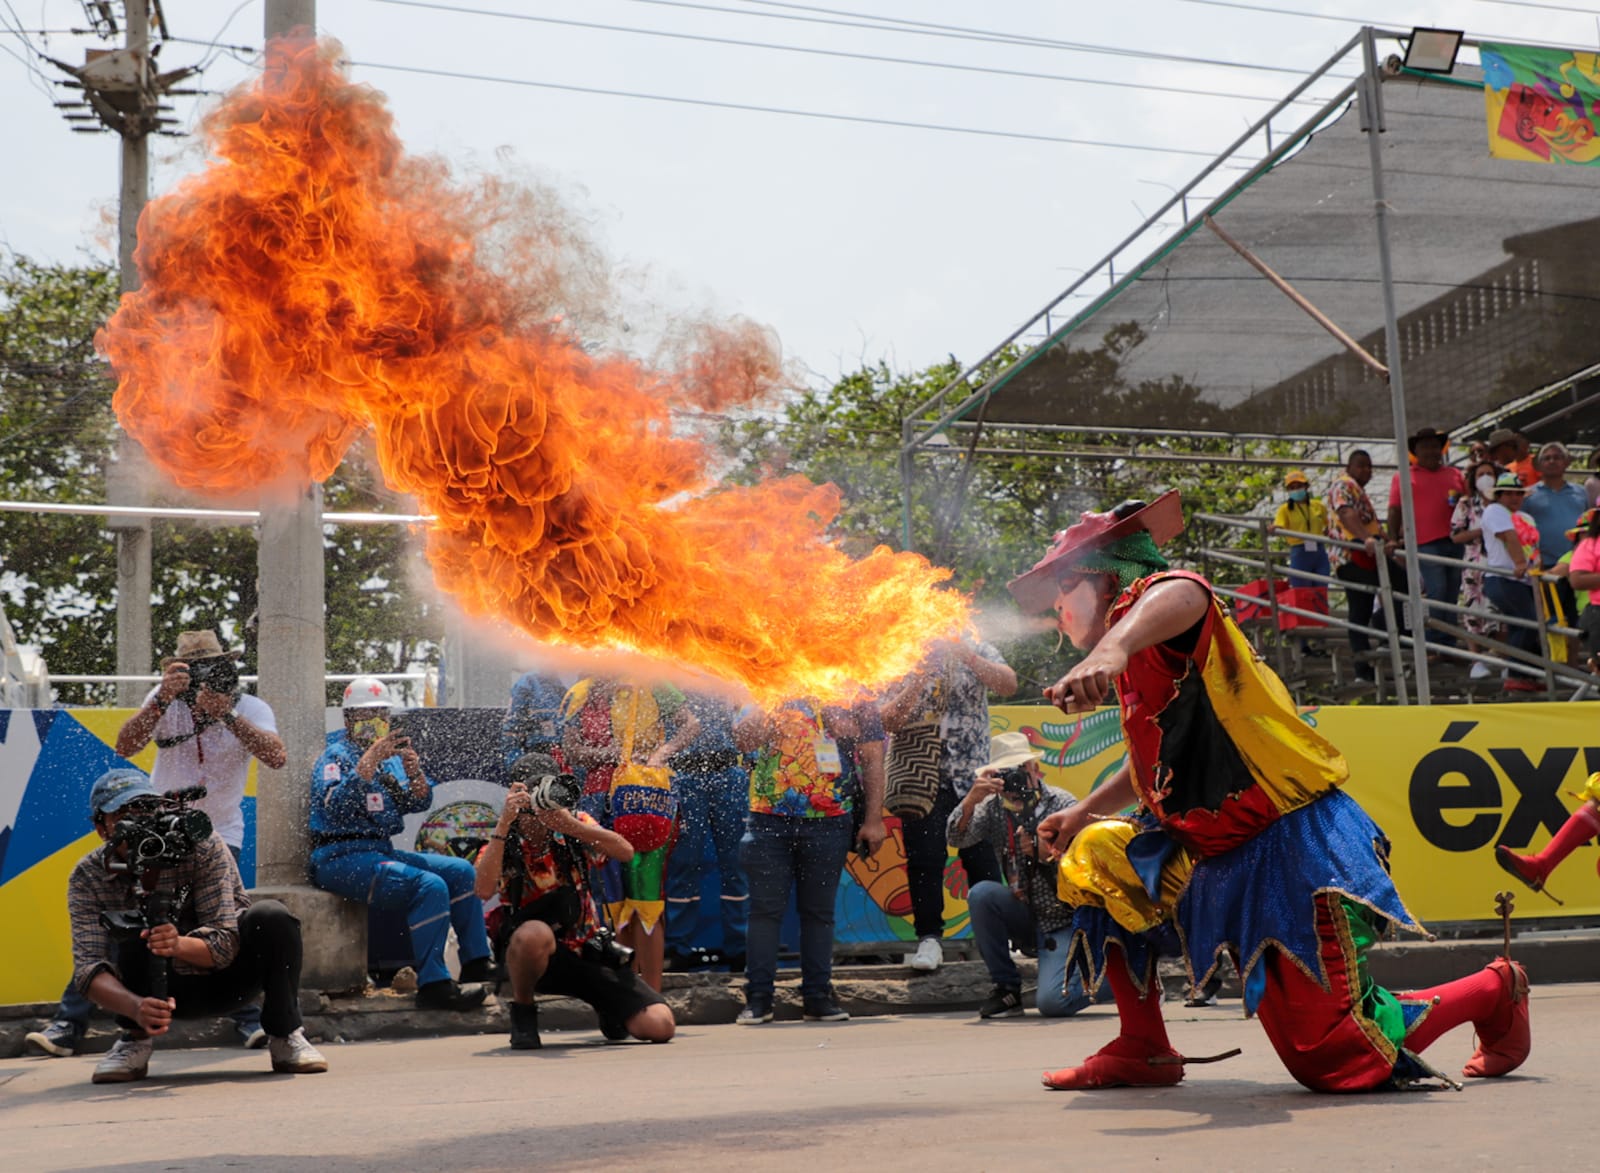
[
  {"left": 1041, "top": 1036, "right": 1186, "bottom": 1090},
  {"left": 1463, "top": 958, "right": 1530, "bottom": 1078},
  {"left": 1495, "top": 845, "right": 1548, "bottom": 893}
]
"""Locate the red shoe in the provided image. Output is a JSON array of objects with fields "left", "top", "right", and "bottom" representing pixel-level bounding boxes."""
[
  {"left": 1495, "top": 844, "right": 1548, "bottom": 893},
  {"left": 1502, "top": 677, "right": 1541, "bottom": 694},
  {"left": 1042, "top": 1035, "right": 1186, "bottom": 1090},
  {"left": 1463, "top": 958, "right": 1530, "bottom": 1078}
]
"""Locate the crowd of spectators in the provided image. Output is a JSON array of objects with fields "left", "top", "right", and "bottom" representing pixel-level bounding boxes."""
[{"left": 1266, "top": 427, "right": 1600, "bottom": 689}]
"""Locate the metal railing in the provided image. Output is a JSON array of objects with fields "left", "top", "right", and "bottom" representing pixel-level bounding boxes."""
[{"left": 1194, "top": 511, "right": 1595, "bottom": 704}]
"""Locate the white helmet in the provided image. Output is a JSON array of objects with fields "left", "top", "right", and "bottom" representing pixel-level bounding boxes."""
[{"left": 341, "top": 676, "right": 395, "bottom": 710}]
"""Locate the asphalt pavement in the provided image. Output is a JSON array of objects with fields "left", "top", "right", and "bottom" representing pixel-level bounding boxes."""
[{"left": 2, "top": 981, "right": 1592, "bottom": 1172}]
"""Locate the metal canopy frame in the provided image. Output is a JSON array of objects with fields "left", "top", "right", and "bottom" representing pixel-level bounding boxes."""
[{"left": 899, "top": 25, "right": 1600, "bottom": 705}]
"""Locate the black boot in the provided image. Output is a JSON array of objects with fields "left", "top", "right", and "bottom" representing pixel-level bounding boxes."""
[
  {"left": 416, "top": 979, "right": 488, "bottom": 1012},
  {"left": 509, "top": 1001, "right": 542, "bottom": 1050},
  {"left": 458, "top": 956, "right": 495, "bottom": 984}
]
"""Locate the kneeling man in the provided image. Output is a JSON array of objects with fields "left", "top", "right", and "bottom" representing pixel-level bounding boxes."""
[
  {"left": 949, "top": 733, "right": 1093, "bottom": 1020},
  {"left": 475, "top": 754, "right": 676, "bottom": 1050},
  {"left": 71, "top": 768, "right": 326, "bottom": 1083}
]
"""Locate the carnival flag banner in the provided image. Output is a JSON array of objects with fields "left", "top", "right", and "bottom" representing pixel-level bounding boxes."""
[{"left": 1481, "top": 43, "right": 1600, "bottom": 165}]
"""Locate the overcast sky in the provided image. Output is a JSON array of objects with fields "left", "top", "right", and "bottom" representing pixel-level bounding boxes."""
[{"left": 3, "top": 1, "right": 1594, "bottom": 389}]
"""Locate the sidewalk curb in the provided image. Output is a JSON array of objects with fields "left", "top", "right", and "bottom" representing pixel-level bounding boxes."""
[{"left": 5, "top": 933, "right": 1595, "bottom": 1058}]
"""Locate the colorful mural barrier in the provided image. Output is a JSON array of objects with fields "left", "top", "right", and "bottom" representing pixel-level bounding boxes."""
[{"left": 5, "top": 702, "right": 1598, "bottom": 1004}]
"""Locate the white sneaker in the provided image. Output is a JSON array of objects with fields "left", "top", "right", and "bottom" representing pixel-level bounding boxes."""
[
  {"left": 268, "top": 1028, "right": 328, "bottom": 1074},
  {"left": 1470, "top": 661, "right": 1492, "bottom": 680},
  {"left": 909, "top": 936, "right": 943, "bottom": 972},
  {"left": 91, "top": 1033, "right": 153, "bottom": 1084}
]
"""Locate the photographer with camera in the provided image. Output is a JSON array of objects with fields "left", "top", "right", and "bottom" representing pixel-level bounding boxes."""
[
  {"left": 67, "top": 768, "right": 327, "bottom": 1083},
  {"left": 28, "top": 629, "right": 282, "bottom": 1059},
  {"left": 947, "top": 733, "right": 1094, "bottom": 1020},
  {"left": 474, "top": 753, "right": 676, "bottom": 1050},
  {"left": 308, "top": 677, "right": 493, "bottom": 1012}
]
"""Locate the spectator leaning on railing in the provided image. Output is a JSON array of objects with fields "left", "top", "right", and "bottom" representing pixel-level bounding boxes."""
[
  {"left": 1479, "top": 474, "right": 1545, "bottom": 694},
  {"left": 1387, "top": 427, "right": 1466, "bottom": 650}
]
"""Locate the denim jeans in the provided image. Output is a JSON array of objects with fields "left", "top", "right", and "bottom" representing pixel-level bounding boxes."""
[
  {"left": 1286, "top": 542, "right": 1331, "bottom": 591},
  {"left": 312, "top": 845, "right": 491, "bottom": 987},
  {"left": 1417, "top": 537, "right": 1462, "bottom": 647},
  {"left": 967, "top": 881, "right": 1091, "bottom": 1017},
  {"left": 741, "top": 812, "right": 851, "bottom": 1002},
  {"left": 1484, "top": 574, "right": 1541, "bottom": 660},
  {"left": 665, "top": 766, "right": 750, "bottom": 956},
  {"left": 900, "top": 782, "right": 1001, "bottom": 940},
  {"left": 55, "top": 841, "right": 260, "bottom": 1036}
]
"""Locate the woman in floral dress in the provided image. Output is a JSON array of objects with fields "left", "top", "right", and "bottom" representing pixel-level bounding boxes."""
[{"left": 1450, "top": 459, "right": 1502, "bottom": 675}]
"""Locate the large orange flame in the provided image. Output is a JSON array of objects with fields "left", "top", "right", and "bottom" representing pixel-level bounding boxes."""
[{"left": 100, "top": 37, "right": 966, "bottom": 701}]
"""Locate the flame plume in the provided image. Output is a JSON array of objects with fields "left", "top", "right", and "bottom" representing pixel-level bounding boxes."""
[{"left": 99, "top": 37, "right": 966, "bottom": 701}]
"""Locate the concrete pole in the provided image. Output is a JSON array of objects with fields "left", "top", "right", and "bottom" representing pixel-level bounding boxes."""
[
  {"left": 253, "top": 481, "right": 326, "bottom": 887},
  {"left": 108, "top": 1, "right": 153, "bottom": 706},
  {"left": 251, "top": 0, "right": 367, "bottom": 991}
]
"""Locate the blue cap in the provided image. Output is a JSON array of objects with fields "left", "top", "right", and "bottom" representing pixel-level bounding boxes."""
[{"left": 89, "top": 768, "right": 160, "bottom": 815}]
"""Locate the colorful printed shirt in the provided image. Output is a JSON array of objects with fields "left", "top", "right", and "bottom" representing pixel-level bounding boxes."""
[
  {"left": 479, "top": 811, "right": 606, "bottom": 949},
  {"left": 1109, "top": 570, "right": 1348, "bottom": 858},
  {"left": 1327, "top": 474, "right": 1379, "bottom": 570},
  {"left": 748, "top": 700, "right": 884, "bottom": 819},
  {"left": 899, "top": 639, "right": 1010, "bottom": 797}
]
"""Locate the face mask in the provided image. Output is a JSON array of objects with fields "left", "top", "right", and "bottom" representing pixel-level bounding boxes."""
[
  {"left": 351, "top": 714, "right": 389, "bottom": 746},
  {"left": 1476, "top": 474, "right": 1496, "bottom": 498},
  {"left": 1288, "top": 489, "right": 1309, "bottom": 502}
]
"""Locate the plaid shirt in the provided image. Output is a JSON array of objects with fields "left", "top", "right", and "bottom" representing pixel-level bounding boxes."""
[
  {"left": 946, "top": 784, "right": 1078, "bottom": 932},
  {"left": 69, "top": 832, "right": 248, "bottom": 996}
]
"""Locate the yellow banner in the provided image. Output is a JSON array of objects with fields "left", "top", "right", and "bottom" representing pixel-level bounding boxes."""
[{"left": 990, "top": 702, "right": 1600, "bottom": 924}]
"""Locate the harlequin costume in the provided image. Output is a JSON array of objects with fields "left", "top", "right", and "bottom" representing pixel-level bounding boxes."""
[{"left": 1008, "top": 493, "right": 1531, "bottom": 1093}]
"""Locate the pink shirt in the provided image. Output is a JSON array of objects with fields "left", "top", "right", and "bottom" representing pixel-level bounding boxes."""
[
  {"left": 1573, "top": 536, "right": 1600, "bottom": 576},
  {"left": 1389, "top": 464, "right": 1467, "bottom": 545}
]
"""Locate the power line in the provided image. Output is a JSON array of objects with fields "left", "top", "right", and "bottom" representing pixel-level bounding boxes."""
[
  {"left": 1172, "top": 0, "right": 1600, "bottom": 34},
  {"left": 588, "top": 0, "right": 1324, "bottom": 76},
  {"left": 346, "top": 57, "right": 1225, "bottom": 156},
  {"left": 370, "top": 0, "right": 1332, "bottom": 106}
]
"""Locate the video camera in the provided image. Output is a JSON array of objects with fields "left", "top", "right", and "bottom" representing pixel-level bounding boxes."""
[
  {"left": 178, "top": 657, "right": 239, "bottom": 706},
  {"left": 105, "top": 785, "right": 214, "bottom": 873},
  {"left": 100, "top": 787, "right": 213, "bottom": 999}
]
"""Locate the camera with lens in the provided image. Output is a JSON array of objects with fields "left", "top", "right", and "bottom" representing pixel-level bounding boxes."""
[
  {"left": 179, "top": 657, "right": 239, "bottom": 706},
  {"left": 509, "top": 753, "right": 581, "bottom": 811},
  {"left": 580, "top": 926, "right": 635, "bottom": 970},
  {"left": 999, "top": 766, "right": 1032, "bottom": 799}
]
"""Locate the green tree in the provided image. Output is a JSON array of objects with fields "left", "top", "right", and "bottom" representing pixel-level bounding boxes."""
[{"left": 0, "top": 255, "right": 442, "bottom": 705}]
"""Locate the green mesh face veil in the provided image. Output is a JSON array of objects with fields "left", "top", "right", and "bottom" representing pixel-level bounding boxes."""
[{"left": 1066, "top": 531, "right": 1169, "bottom": 594}]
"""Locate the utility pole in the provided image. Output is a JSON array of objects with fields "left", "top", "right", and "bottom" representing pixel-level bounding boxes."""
[
  {"left": 48, "top": 3, "right": 194, "bottom": 705},
  {"left": 250, "top": 0, "right": 365, "bottom": 991}
]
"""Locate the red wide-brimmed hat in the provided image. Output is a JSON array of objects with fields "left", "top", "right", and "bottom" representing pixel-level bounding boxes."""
[{"left": 1007, "top": 490, "right": 1184, "bottom": 614}]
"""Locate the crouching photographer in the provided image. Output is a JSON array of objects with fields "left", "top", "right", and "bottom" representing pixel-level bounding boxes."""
[
  {"left": 948, "top": 733, "right": 1095, "bottom": 1021},
  {"left": 69, "top": 768, "right": 327, "bottom": 1084},
  {"left": 474, "top": 754, "right": 676, "bottom": 1051}
]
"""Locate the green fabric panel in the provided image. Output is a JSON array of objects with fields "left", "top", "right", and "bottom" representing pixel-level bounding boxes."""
[{"left": 1341, "top": 898, "right": 1407, "bottom": 1050}]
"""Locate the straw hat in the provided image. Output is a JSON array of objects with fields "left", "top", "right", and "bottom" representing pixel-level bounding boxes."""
[{"left": 159, "top": 629, "right": 240, "bottom": 668}]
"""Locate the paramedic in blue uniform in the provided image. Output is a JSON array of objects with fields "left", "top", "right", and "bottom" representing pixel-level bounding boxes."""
[{"left": 308, "top": 676, "right": 493, "bottom": 1011}]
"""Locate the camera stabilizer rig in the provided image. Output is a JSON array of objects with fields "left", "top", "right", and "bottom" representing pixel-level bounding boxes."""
[{"left": 99, "top": 786, "right": 213, "bottom": 1000}]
